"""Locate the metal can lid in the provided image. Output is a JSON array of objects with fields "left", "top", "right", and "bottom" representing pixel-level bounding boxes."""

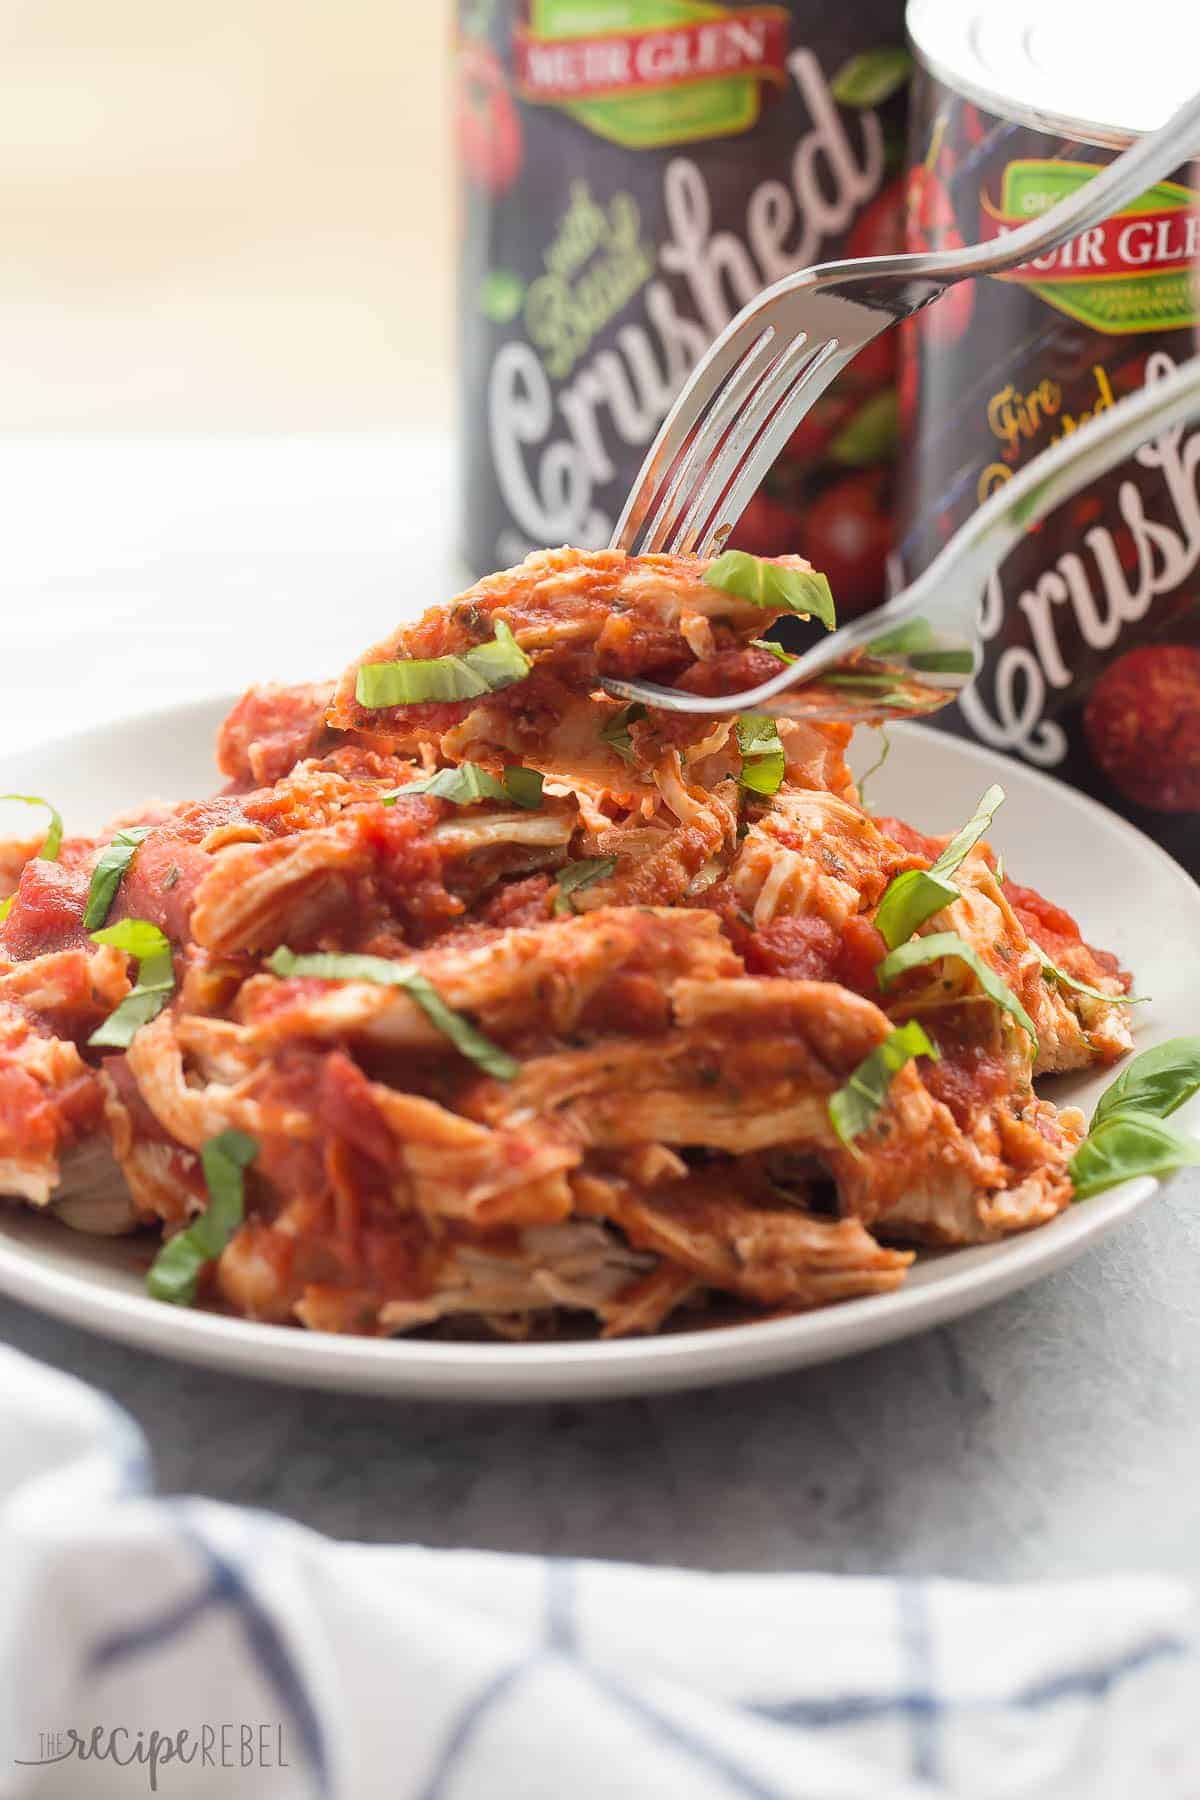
[{"left": 908, "top": 0, "right": 1200, "bottom": 147}]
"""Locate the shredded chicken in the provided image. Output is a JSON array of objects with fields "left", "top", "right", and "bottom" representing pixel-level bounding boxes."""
[{"left": 0, "top": 545, "right": 1136, "bottom": 1338}]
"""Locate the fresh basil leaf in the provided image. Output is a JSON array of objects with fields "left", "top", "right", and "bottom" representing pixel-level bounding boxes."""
[
  {"left": 399, "top": 971, "right": 519, "bottom": 1081},
  {"left": 820, "top": 671, "right": 924, "bottom": 709},
  {"left": 87, "top": 920, "right": 175, "bottom": 1049},
  {"left": 830, "top": 45, "right": 912, "bottom": 107},
  {"left": 383, "top": 763, "right": 509, "bottom": 806},
  {"left": 735, "top": 713, "right": 785, "bottom": 797},
  {"left": 146, "top": 1128, "right": 258, "bottom": 1305},
  {"left": 599, "top": 703, "right": 646, "bottom": 764},
  {"left": 929, "top": 785, "right": 1005, "bottom": 880},
  {"left": 1039, "top": 955, "right": 1148, "bottom": 1008},
  {"left": 876, "top": 929, "right": 1038, "bottom": 1054},
  {"left": 874, "top": 786, "right": 1005, "bottom": 949},
  {"left": 553, "top": 857, "right": 616, "bottom": 916},
  {"left": 265, "top": 947, "right": 518, "bottom": 1080},
  {"left": 1069, "top": 1109, "right": 1200, "bottom": 1200},
  {"left": 703, "top": 552, "right": 836, "bottom": 631},
  {"left": 909, "top": 648, "right": 976, "bottom": 674},
  {"left": 502, "top": 766, "right": 544, "bottom": 809},
  {"left": 866, "top": 618, "right": 936, "bottom": 658},
  {"left": 83, "top": 825, "right": 153, "bottom": 930},
  {"left": 855, "top": 724, "right": 891, "bottom": 805},
  {"left": 749, "top": 637, "right": 796, "bottom": 665},
  {"left": 1092, "top": 1036, "right": 1200, "bottom": 1129},
  {"left": 829, "top": 1020, "right": 938, "bottom": 1146},
  {"left": 875, "top": 867, "right": 961, "bottom": 951},
  {"left": 356, "top": 620, "right": 531, "bottom": 708},
  {"left": 88, "top": 920, "right": 175, "bottom": 1049},
  {"left": 0, "top": 793, "right": 64, "bottom": 862},
  {"left": 829, "top": 390, "right": 898, "bottom": 467},
  {"left": 90, "top": 918, "right": 170, "bottom": 962}
]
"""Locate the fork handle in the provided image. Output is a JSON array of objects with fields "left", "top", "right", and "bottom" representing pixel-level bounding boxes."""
[
  {"left": 889, "top": 355, "right": 1200, "bottom": 628},
  {"left": 807, "top": 88, "right": 1200, "bottom": 296},
  {"left": 779, "top": 353, "right": 1200, "bottom": 701}
]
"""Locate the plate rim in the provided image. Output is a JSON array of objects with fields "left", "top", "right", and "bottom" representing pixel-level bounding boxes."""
[{"left": 0, "top": 694, "right": 1193, "bottom": 1401}]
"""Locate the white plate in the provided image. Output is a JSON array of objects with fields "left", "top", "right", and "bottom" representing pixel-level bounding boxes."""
[{"left": 0, "top": 700, "right": 1195, "bottom": 1401}]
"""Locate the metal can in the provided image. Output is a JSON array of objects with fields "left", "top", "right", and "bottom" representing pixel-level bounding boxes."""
[
  {"left": 901, "top": 0, "right": 1200, "bottom": 875},
  {"left": 456, "top": 0, "right": 908, "bottom": 616}
]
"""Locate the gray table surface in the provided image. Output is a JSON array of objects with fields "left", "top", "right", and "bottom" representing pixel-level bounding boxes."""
[{"left": 2, "top": 1177, "right": 1196, "bottom": 1583}]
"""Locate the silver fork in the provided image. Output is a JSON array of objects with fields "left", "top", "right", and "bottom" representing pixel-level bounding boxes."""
[
  {"left": 612, "top": 88, "right": 1200, "bottom": 567},
  {"left": 601, "top": 355, "right": 1200, "bottom": 723}
]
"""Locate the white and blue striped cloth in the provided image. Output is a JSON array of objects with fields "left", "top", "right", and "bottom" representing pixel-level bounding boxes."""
[{"left": 0, "top": 1341, "right": 1195, "bottom": 1799}]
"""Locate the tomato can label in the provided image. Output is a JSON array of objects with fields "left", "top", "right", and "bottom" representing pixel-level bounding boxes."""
[
  {"left": 898, "top": 72, "right": 1200, "bottom": 874},
  {"left": 457, "top": 0, "right": 908, "bottom": 614}
]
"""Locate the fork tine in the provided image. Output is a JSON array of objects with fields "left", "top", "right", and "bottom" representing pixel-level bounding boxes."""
[
  {"left": 634, "top": 327, "right": 777, "bottom": 557},
  {"left": 666, "top": 334, "right": 838, "bottom": 557},
  {"left": 612, "top": 313, "right": 779, "bottom": 555},
  {"left": 681, "top": 337, "right": 851, "bottom": 558}
]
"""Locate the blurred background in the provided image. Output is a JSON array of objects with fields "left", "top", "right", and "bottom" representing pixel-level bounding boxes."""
[{"left": 1, "top": 0, "right": 455, "bottom": 434}]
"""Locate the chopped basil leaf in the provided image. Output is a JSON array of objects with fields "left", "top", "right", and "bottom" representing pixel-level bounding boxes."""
[
  {"left": 88, "top": 919, "right": 175, "bottom": 1049},
  {"left": 502, "top": 766, "right": 544, "bottom": 809},
  {"left": 855, "top": 724, "right": 891, "bottom": 805},
  {"left": 822, "top": 671, "right": 909, "bottom": 690},
  {"left": 90, "top": 918, "right": 170, "bottom": 961},
  {"left": 829, "top": 1020, "right": 938, "bottom": 1146},
  {"left": 908, "top": 648, "right": 976, "bottom": 674},
  {"left": 875, "top": 867, "right": 961, "bottom": 950},
  {"left": 599, "top": 703, "right": 646, "bottom": 764},
  {"left": 83, "top": 825, "right": 153, "bottom": 930},
  {"left": 0, "top": 792, "right": 64, "bottom": 862},
  {"left": 1091, "top": 1036, "right": 1200, "bottom": 1130},
  {"left": 929, "top": 785, "right": 1005, "bottom": 879},
  {"left": 382, "top": 762, "right": 542, "bottom": 810},
  {"left": 0, "top": 794, "right": 65, "bottom": 920},
  {"left": 1069, "top": 1110, "right": 1200, "bottom": 1200},
  {"left": 265, "top": 947, "right": 518, "bottom": 1080},
  {"left": 553, "top": 857, "right": 617, "bottom": 916},
  {"left": 146, "top": 1128, "right": 258, "bottom": 1305},
  {"left": 749, "top": 637, "right": 796, "bottom": 665},
  {"left": 866, "top": 618, "right": 936, "bottom": 658},
  {"left": 819, "top": 672, "right": 924, "bottom": 709},
  {"left": 876, "top": 929, "right": 1038, "bottom": 1054},
  {"left": 1039, "top": 955, "right": 1148, "bottom": 1007},
  {"left": 735, "top": 713, "right": 785, "bottom": 797},
  {"left": 702, "top": 552, "right": 836, "bottom": 632},
  {"left": 356, "top": 620, "right": 531, "bottom": 708},
  {"left": 874, "top": 785, "right": 1005, "bottom": 949},
  {"left": 162, "top": 864, "right": 180, "bottom": 891},
  {"left": 384, "top": 763, "right": 508, "bottom": 806},
  {"left": 830, "top": 45, "right": 912, "bottom": 107},
  {"left": 462, "top": 621, "right": 531, "bottom": 688}
]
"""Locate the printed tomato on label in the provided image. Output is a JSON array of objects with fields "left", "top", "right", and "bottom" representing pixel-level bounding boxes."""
[
  {"left": 901, "top": 0, "right": 1200, "bottom": 878},
  {"left": 457, "top": 39, "right": 523, "bottom": 194},
  {"left": 728, "top": 489, "right": 801, "bottom": 561},
  {"left": 800, "top": 469, "right": 893, "bottom": 616},
  {"left": 459, "top": 2, "right": 910, "bottom": 614},
  {"left": 1084, "top": 647, "right": 1200, "bottom": 815}
]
